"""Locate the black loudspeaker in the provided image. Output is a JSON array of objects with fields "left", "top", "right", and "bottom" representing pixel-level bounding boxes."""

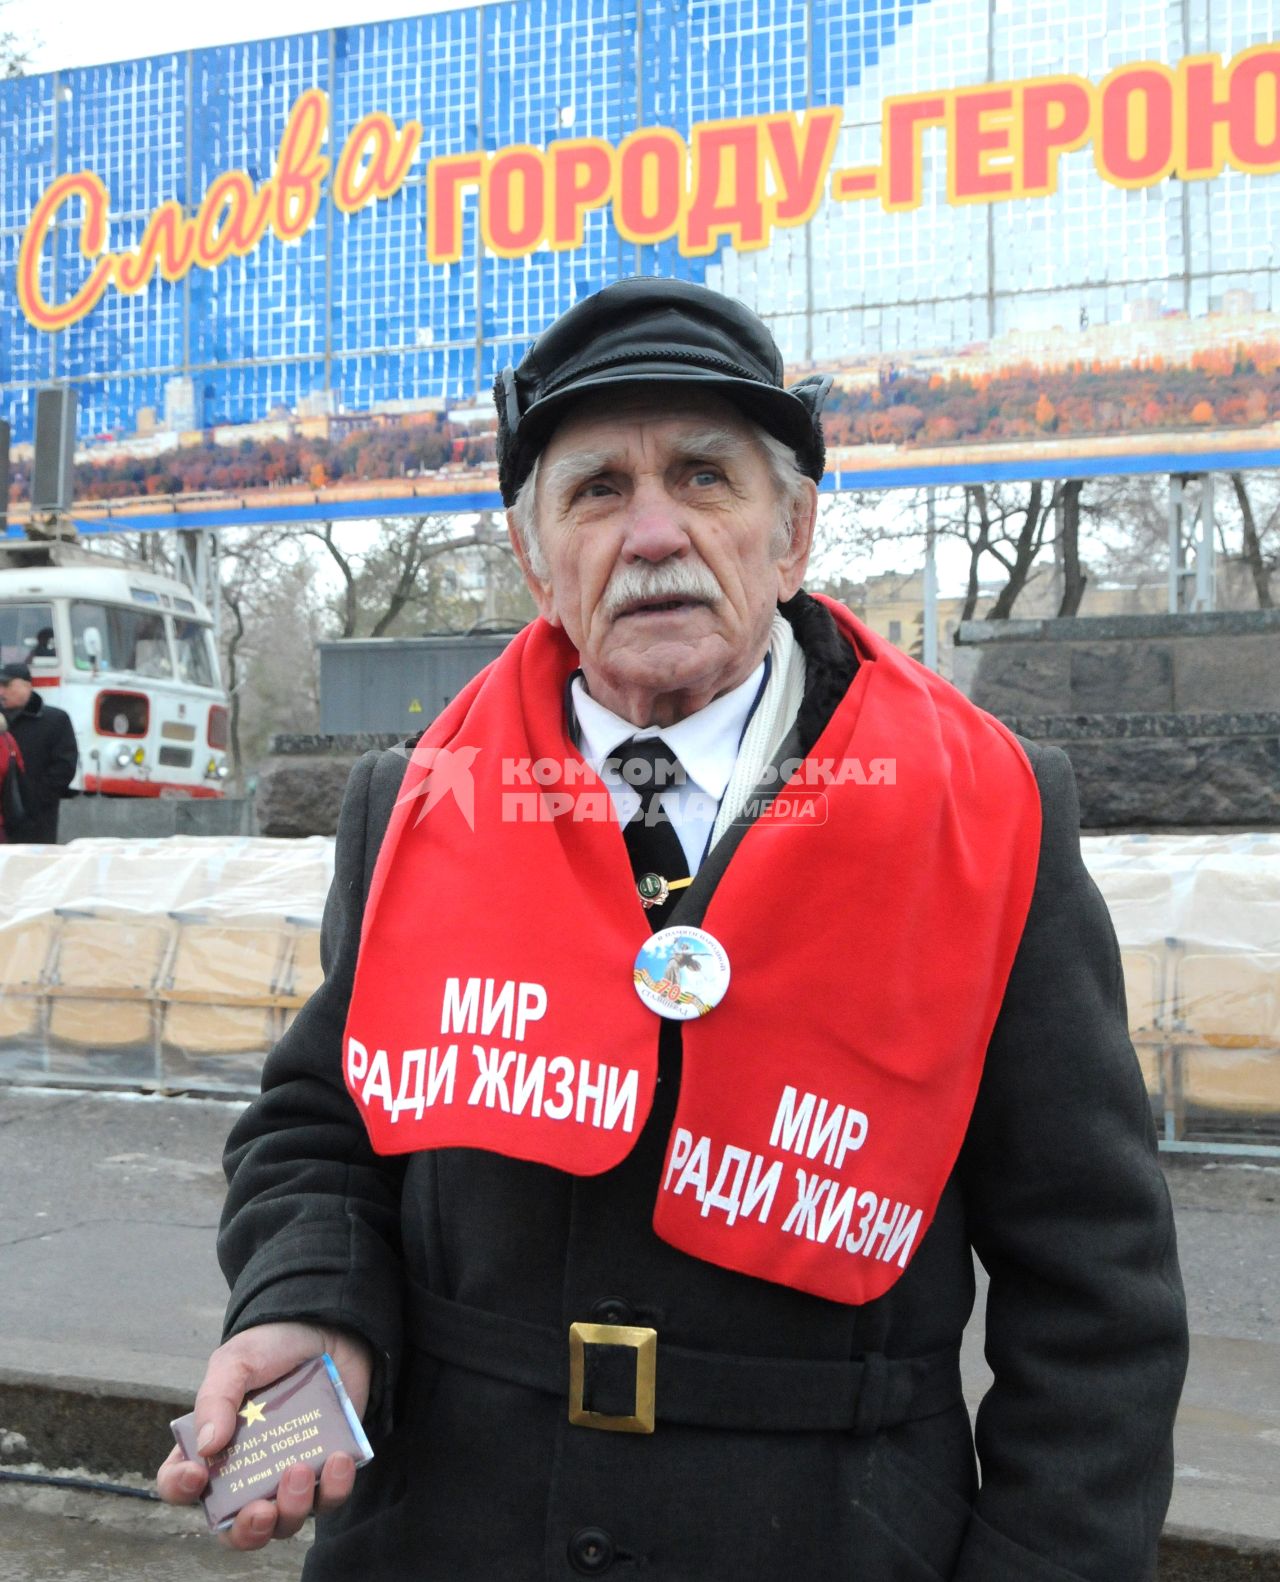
[
  {"left": 0, "top": 419, "right": 10, "bottom": 528},
  {"left": 31, "top": 387, "right": 77, "bottom": 511}
]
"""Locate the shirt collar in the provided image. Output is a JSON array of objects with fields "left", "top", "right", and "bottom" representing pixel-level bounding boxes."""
[{"left": 571, "top": 661, "right": 766, "bottom": 802}]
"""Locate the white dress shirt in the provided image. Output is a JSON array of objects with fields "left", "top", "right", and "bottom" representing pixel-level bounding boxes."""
[{"left": 571, "top": 662, "right": 766, "bottom": 875}]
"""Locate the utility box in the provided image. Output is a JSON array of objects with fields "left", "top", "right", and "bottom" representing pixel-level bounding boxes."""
[{"left": 318, "top": 633, "right": 517, "bottom": 736}]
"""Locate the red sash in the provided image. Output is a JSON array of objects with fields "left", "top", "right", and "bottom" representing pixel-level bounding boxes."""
[{"left": 344, "top": 597, "right": 1041, "bottom": 1303}]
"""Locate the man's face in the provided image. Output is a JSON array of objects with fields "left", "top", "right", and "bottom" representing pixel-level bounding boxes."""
[
  {"left": 510, "top": 392, "right": 815, "bottom": 726},
  {"left": 0, "top": 677, "right": 31, "bottom": 712}
]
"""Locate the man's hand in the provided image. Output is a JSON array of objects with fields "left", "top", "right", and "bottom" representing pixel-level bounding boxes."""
[{"left": 157, "top": 1321, "right": 374, "bottom": 1549}]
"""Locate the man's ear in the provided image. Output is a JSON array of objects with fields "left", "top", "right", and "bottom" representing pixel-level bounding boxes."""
[
  {"left": 776, "top": 478, "right": 817, "bottom": 602},
  {"left": 506, "top": 509, "right": 559, "bottom": 625}
]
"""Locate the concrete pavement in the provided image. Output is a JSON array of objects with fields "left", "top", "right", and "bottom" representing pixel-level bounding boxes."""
[
  {"left": 0, "top": 1085, "right": 1277, "bottom": 1577},
  {"left": 0, "top": 1480, "right": 309, "bottom": 1580}
]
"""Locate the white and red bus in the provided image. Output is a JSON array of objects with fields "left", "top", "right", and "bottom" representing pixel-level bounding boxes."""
[{"left": 0, "top": 564, "right": 230, "bottom": 797}]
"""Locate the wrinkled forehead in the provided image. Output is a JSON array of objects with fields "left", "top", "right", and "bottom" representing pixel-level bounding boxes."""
[
  {"left": 548, "top": 384, "right": 754, "bottom": 447},
  {"left": 539, "top": 386, "right": 761, "bottom": 487}
]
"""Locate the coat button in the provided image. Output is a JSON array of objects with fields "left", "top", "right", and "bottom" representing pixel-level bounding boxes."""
[
  {"left": 590, "top": 1297, "right": 634, "bottom": 1326},
  {"left": 568, "top": 1527, "right": 615, "bottom": 1574}
]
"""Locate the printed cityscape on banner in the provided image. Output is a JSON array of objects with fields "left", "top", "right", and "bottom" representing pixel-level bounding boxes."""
[{"left": 2, "top": 0, "right": 1279, "bottom": 523}]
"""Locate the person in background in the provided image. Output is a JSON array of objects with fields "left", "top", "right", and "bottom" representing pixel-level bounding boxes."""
[
  {"left": 0, "top": 707, "right": 25, "bottom": 843},
  {"left": 0, "top": 663, "right": 78, "bottom": 844}
]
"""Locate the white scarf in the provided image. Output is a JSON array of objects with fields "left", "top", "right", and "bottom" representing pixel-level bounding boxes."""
[{"left": 710, "top": 612, "right": 806, "bottom": 847}]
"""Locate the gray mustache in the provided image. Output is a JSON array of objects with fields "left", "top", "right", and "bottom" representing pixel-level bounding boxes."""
[{"left": 603, "top": 560, "right": 723, "bottom": 618}]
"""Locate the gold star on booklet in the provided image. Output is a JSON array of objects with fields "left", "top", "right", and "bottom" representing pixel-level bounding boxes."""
[{"left": 170, "top": 1354, "right": 374, "bottom": 1532}]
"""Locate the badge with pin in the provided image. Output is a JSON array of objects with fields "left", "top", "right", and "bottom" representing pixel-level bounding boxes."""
[{"left": 636, "top": 872, "right": 694, "bottom": 909}]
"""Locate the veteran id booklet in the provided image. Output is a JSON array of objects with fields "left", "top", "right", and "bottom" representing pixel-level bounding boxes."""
[{"left": 171, "top": 1353, "right": 373, "bottom": 1531}]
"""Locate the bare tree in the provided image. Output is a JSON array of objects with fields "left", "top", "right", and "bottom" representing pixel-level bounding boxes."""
[
  {"left": 305, "top": 514, "right": 533, "bottom": 638},
  {"left": 1229, "top": 473, "right": 1275, "bottom": 610},
  {"left": 979, "top": 482, "right": 1053, "bottom": 619},
  {"left": 955, "top": 487, "right": 993, "bottom": 622},
  {"left": 308, "top": 523, "right": 359, "bottom": 640},
  {"left": 1056, "top": 479, "right": 1088, "bottom": 617},
  {"left": 1082, "top": 470, "right": 1280, "bottom": 612},
  {"left": 1077, "top": 474, "right": 1168, "bottom": 600},
  {"left": 222, "top": 581, "right": 249, "bottom": 776},
  {"left": 201, "top": 515, "right": 540, "bottom": 779},
  {"left": 816, "top": 469, "right": 1280, "bottom": 624},
  {"left": 814, "top": 483, "right": 1058, "bottom": 622},
  {"left": 1, "top": 0, "right": 32, "bottom": 76},
  {"left": 217, "top": 528, "right": 317, "bottom": 779},
  {"left": 911, "top": 482, "right": 1057, "bottom": 621}
]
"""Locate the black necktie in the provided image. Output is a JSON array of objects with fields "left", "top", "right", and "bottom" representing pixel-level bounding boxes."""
[{"left": 611, "top": 737, "right": 689, "bottom": 922}]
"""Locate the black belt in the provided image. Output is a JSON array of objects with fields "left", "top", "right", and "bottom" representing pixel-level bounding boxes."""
[{"left": 408, "top": 1282, "right": 963, "bottom": 1436}]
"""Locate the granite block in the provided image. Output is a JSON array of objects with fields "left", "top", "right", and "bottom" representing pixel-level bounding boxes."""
[{"left": 1069, "top": 642, "right": 1174, "bottom": 712}]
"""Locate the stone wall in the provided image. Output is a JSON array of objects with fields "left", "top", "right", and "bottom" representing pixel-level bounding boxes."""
[
  {"left": 253, "top": 734, "right": 401, "bottom": 837},
  {"left": 962, "top": 610, "right": 1280, "bottom": 718},
  {"left": 958, "top": 612, "right": 1280, "bottom": 828},
  {"left": 994, "top": 711, "right": 1280, "bottom": 827},
  {"left": 257, "top": 613, "right": 1280, "bottom": 836},
  {"left": 58, "top": 795, "right": 256, "bottom": 841}
]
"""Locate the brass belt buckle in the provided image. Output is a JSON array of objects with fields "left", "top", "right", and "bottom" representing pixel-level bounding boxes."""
[{"left": 568, "top": 1321, "right": 657, "bottom": 1434}]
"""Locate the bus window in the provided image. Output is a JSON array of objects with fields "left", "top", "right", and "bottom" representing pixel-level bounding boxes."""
[
  {"left": 0, "top": 603, "right": 56, "bottom": 666},
  {"left": 72, "top": 601, "right": 173, "bottom": 678},
  {"left": 173, "top": 619, "right": 216, "bottom": 688}
]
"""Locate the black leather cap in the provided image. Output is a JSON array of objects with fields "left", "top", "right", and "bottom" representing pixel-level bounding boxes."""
[{"left": 494, "top": 277, "right": 830, "bottom": 505}]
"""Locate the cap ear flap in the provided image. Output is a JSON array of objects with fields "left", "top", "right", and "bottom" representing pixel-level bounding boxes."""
[
  {"left": 494, "top": 366, "right": 527, "bottom": 506},
  {"left": 495, "top": 366, "right": 522, "bottom": 445},
  {"left": 787, "top": 372, "right": 833, "bottom": 420}
]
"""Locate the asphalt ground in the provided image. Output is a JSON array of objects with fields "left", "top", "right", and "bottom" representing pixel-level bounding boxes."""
[
  {"left": 0, "top": 1085, "right": 1276, "bottom": 1574},
  {"left": 0, "top": 1481, "right": 309, "bottom": 1580}
]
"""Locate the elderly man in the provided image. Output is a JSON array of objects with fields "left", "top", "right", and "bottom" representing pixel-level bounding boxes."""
[
  {"left": 160, "top": 279, "right": 1187, "bottom": 1581},
  {"left": 0, "top": 661, "right": 78, "bottom": 843}
]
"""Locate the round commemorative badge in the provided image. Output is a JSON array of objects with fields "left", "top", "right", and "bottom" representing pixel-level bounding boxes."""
[{"left": 633, "top": 925, "right": 731, "bottom": 1020}]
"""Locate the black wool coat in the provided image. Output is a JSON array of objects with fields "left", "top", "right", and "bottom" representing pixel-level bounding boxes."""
[
  {"left": 6, "top": 691, "right": 78, "bottom": 843},
  {"left": 219, "top": 600, "right": 1188, "bottom": 1582}
]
